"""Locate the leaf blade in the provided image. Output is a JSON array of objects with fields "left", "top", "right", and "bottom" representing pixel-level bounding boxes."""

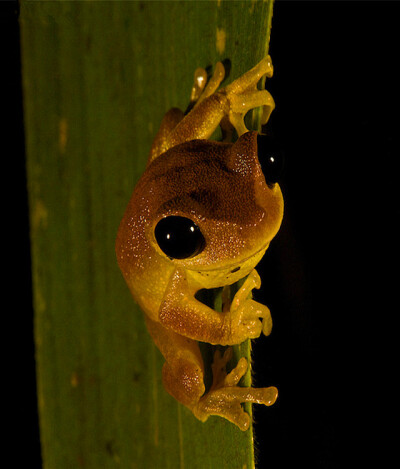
[{"left": 21, "top": 1, "right": 274, "bottom": 467}]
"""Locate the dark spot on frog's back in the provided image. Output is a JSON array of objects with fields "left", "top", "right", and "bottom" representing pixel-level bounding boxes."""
[
  {"left": 189, "top": 188, "right": 215, "bottom": 204},
  {"left": 188, "top": 187, "right": 228, "bottom": 219},
  {"left": 231, "top": 266, "right": 240, "bottom": 273}
]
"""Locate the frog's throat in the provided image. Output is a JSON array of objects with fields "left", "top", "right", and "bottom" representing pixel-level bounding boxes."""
[{"left": 186, "top": 243, "right": 269, "bottom": 289}]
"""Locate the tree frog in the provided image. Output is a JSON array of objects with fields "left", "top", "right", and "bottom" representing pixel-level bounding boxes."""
[{"left": 116, "top": 57, "right": 284, "bottom": 431}]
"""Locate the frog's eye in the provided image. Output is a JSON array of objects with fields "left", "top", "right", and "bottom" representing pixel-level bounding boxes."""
[
  {"left": 257, "top": 134, "right": 284, "bottom": 186},
  {"left": 155, "top": 216, "right": 205, "bottom": 259}
]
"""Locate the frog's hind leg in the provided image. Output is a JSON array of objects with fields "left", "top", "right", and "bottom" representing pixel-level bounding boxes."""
[
  {"left": 161, "top": 358, "right": 205, "bottom": 408},
  {"left": 145, "top": 316, "right": 206, "bottom": 409},
  {"left": 146, "top": 316, "right": 277, "bottom": 431},
  {"left": 193, "top": 348, "right": 278, "bottom": 431},
  {"left": 147, "top": 107, "right": 185, "bottom": 165},
  {"left": 191, "top": 61, "right": 225, "bottom": 109},
  {"left": 225, "top": 55, "right": 275, "bottom": 136},
  {"left": 148, "top": 62, "right": 225, "bottom": 163}
]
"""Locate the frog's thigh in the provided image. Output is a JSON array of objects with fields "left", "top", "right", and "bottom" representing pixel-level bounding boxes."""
[
  {"left": 145, "top": 316, "right": 206, "bottom": 407},
  {"left": 148, "top": 107, "right": 185, "bottom": 163},
  {"left": 167, "top": 93, "right": 230, "bottom": 149}
]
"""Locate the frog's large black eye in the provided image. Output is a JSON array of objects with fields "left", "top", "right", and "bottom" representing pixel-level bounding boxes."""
[
  {"left": 257, "top": 134, "right": 284, "bottom": 186},
  {"left": 155, "top": 216, "right": 205, "bottom": 259}
]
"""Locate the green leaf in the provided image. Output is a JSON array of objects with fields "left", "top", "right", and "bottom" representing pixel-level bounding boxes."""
[{"left": 21, "top": 1, "right": 274, "bottom": 468}]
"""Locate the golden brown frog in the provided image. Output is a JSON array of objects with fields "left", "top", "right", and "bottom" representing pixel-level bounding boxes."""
[{"left": 116, "top": 57, "right": 284, "bottom": 430}]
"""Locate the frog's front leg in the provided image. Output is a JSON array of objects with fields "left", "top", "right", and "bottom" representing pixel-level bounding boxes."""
[
  {"left": 159, "top": 268, "right": 266, "bottom": 346},
  {"left": 231, "top": 269, "right": 273, "bottom": 336},
  {"left": 193, "top": 348, "right": 278, "bottom": 431}
]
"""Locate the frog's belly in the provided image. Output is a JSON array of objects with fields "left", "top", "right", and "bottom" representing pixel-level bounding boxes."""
[{"left": 128, "top": 258, "right": 174, "bottom": 322}]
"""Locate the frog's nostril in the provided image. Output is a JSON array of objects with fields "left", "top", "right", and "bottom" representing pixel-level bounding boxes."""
[{"left": 256, "top": 134, "right": 284, "bottom": 186}]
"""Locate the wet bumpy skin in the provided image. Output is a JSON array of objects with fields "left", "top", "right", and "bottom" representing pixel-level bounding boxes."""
[{"left": 116, "top": 57, "right": 284, "bottom": 431}]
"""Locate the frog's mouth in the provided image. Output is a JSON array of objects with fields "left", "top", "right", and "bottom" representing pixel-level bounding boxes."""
[{"left": 186, "top": 242, "right": 270, "bottom": 289}]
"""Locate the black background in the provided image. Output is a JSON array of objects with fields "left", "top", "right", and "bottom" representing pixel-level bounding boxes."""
[
  {"left": 4, "top": 1, "right": 399, "bottom": 468},
  {"left": 254, "top": 1, "right": 399, "bottom": 467}
]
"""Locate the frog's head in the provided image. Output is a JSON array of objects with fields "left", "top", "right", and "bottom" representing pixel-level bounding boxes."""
[{"left": 116, "top": 131, "right": 284, "bottom": 289}]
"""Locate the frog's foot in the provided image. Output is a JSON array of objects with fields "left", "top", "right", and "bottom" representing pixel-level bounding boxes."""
[
  {"left": 224, "top": 55, "right": 275, "bottom": 136},
  {"left": 191, "top": 62, "right": 225, "bottom": 109},
  {"left": 231, "top": 270, "right": 273, "bottom": 337},
  {"left": 193, "top": 348, "right": 278, "bottom": 431}
]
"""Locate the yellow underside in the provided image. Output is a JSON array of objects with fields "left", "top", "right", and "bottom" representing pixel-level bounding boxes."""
[{"left": 186, "top": 244, "right": 268, "bottom": 290}]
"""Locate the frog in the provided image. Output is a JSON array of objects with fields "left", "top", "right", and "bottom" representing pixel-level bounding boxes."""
[{"left": 115, "top": 56, "right": 284, "bottom": 431}]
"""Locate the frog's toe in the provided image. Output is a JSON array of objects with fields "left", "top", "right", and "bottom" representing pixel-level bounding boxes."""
[
  {"left": 194, "top": 384, "right": 277, "bottom": 430},
  {"left": 224, "top": 357, "right": 248, "bottom": 387},
  {"left": 194, "top": 389, "right": 250, "bottom": 430},
  {"left": 223, "top": 403, "right": 251, "bottom": 431}
]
